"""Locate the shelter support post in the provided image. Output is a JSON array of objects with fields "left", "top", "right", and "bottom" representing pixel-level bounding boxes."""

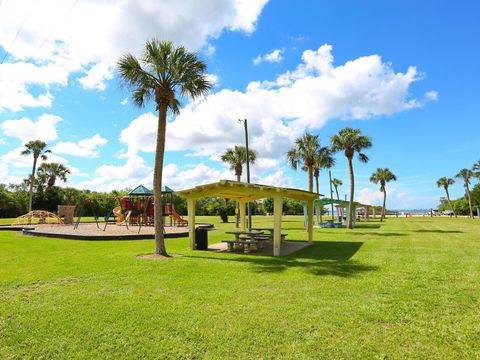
[
  {"left": 187, "top": 199, "right": 196, "bottom": 250},
  {"left": 307, "top": 199, "right": 314, "bottom": 243},
  {"left": 239, "top": 201, "right": 246, "bottom": 231},
  {"left": 373, "top": 207, "right": 376, "bottom": 219},
  {"left": 273, "top": 195, "right": 282, "bottom": 257}
]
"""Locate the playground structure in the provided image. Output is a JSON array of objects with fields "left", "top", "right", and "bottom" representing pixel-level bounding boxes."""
[
  {"left": 68, "top": 185, "right": 188, "bottom": 232},
  {"left": 303, "top": 198, "right": 373, "bottom": 228},
  {"left": 15, "top": 210, "right": 63, "bottom": 225}
]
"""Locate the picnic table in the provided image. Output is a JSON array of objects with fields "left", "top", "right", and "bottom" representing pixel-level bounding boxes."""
[
  {"left": 223, "top": 230, "right": 265, "bottom": 253},
  {"left": 251, "top": 227, "right": 288, "bottom": 242}
]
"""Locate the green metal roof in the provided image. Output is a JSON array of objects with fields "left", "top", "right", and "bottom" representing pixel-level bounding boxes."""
[
  {"left": 161, "top": 185, "right": 175, "bottom": 193},
  {"left": 128, "top": 185, "right": 153, "bottom": 196}
]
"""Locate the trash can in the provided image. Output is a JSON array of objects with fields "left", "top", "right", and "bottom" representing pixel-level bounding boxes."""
[{"left": 195, "top": 227, "right": 208, "bottom": 250}]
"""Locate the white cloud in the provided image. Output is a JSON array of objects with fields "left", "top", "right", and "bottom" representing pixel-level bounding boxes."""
[
  {"left": 0, "top": 0, "right": 270, "bottom": 110},
  {"left": 77, "top": 61, "right": 114, "bottom": 91},
  {"left": 51, "top": 134, "right": 108, "bottom": 158},
  {"left": 0, "top": 62, "right": 69, "bottom": 112},
  {"left": 120, "top": 97, "right": 129, "bottom": 106},
  {"left": 0, "top": 138, "right": 5, "bottom": 145},
  {"left": 164, "top": 44, "right": 432, "bottom": 166},
  {"left": 253, "top": 49, "right": 284, "bottom": 65},
  {"left": 1, "top": 114, "right": 62, "bottom": 142},
  {"left": 119, "top": 112, "right": 157, "bottom": 157}
]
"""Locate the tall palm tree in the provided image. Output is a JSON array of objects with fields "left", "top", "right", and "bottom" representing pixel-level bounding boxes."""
[
  {"left": 220, "top": 145, "right": 257, "bottom": 227},
  {"left": 37, "top": 162, "right": 71, "bottom": 190},
  {"left": 312, "top": 146, "right": 335, "bottom": 222},
  {"left": 436, "top": 177, "right": 456, "bottom": 217},
  {"left": 456, "top": 168, "right": 474, "bottom": 218},
  {"left": 331, "top": 178, "right": 343, "bottom": 217},
  {"left": 330, "top": 127, "right": 372, "bottom": 229},
  {"left": 370, "top": 168, "right": 397, "bottom": 221},
  {"left": 312, "top": 146, "right": 335, "bottom": 195},
  {"left": 117, "top": 39, "right": 212, "bottom": 256},
  {"left": 21, "top": 140, "right": 51, "bottom": 212},
  {"left": 287, "top": 133, "right": 320, "bottom": 192}
]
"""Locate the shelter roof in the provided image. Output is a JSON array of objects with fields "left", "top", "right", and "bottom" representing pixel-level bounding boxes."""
[
  {"left": 176, "top": 180, "right": 321, "bottom": 202},
  {"left": 161, "top": 185, "right": 175, "bottom": 193},
  {"left": 315, "top": 197, "right": 371, "bottom": 207}
]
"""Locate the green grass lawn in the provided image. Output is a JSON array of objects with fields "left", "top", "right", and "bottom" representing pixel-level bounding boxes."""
[{"left": 1, "top": 216, "right": 479, "bottom": 359}]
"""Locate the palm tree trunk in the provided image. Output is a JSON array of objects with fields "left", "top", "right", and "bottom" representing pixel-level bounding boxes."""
[
  {"left": 445, "top": 188, "right": 457, "bottom": 218},
  {"left": 153, "top": 103, "right": 169, "bottom": 256},
  {"left": 347, "top": 157, "right": 354, "bottom": 229},
  {"left": 465, "top": 182, "right": 473, "bottom": 218},
  {"left": 28, "top": 156, "right": 38, "bottom": 212},
  {"left": 381, "top": 189, "right": 387, "bottom": 221},
  {"left": 308, "top": 167, "right": 313, "bottom": 193},
  {"left": 335, "top": 186, "right": 343, "bottom": 218}
]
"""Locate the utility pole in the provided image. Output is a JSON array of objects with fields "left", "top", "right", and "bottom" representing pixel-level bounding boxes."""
[
  {"left": 329, "top": 170, "right": 335, "bottom": 221},
  {"left": 239, "top": 119, "right": 252, "bottom": 230}
]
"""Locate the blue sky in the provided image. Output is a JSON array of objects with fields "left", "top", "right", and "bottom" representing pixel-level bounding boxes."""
[{"left": 0, "top": 0, "right": 478, "bottom": 210}]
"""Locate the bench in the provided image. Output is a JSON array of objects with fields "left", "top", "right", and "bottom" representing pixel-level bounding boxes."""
[
  {"left": 221, "top": 239, "right": 258, "bottom": 253},
  {"left": 333, "top": 222, "right": 343, "bottom": 228}
]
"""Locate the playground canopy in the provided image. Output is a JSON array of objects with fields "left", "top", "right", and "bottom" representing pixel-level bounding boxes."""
[
  {"left": 128, "top": 185, "right": 153, "bottom": 196},
  {"left": 176, "top": 180, "right": 320, "bottom": 256}
]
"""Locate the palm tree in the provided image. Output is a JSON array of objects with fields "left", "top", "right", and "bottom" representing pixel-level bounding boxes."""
[
  {"left": 117, "top": 39, "right": 212, "bottom": 256},
  {"left": 370, "top": 168, "right": 397, "bottom": 221},
  {"left": 312, "top": 146, "right": 335, "bottom": 222},
  {"left": 473, "top": 160, "right": 480, "bottom": 182},
  {"left": 331, "top": 178, "right": 343, "bottom": 218},
  {"left": 330, "top": 128, "right": 372, "bottom": 229},
  {"left": 37, "top": 163, "right": 71, "bottom": 190},
  {"left": 436, "top": 177, "right": 456, "bottom": 217},
  {"left": 220, "top": 145, "right": 257, "bottom": 227},
  {"left": 21, "top": 140, "right": 51, "bottom": 212},
  {"left": 456, "top": 168, "right": 474, "bottom": 218},
  {"left": 312, "top": 146, "right": 335, "bottom": 195},
  {"left": 287, "top": 133, "right": 320, "bottom": 192}
]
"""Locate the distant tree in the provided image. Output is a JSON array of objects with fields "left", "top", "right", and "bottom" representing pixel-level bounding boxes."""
[
  {"left": 221, "top": 145, "right": 257, "bottom": 227},
  {"left": 456, "top": 168, "right": 474, "bottom": 218},
  {"left": 117, "top": 39, "right": 212, "bottom": 256},
  {"left": 370, "top": 168, "right": 397, "bottom": 221},
  {"left": 37, "top": 163, "right": 71, "bottom": 190},
  {"left": 21, "top": 140, "right": 51, "bottom": 212},
  {"left": 287, "top": 133, "right": 320, "bottom": 192},
  {"left": 331, "top": 178, "right": 343, "bottom": 218},
  {"left": 312, "top": 146, "right": 335, "bottom": 222},
  {"left": 473, "top": 160, "right": 480, "bottom": 182},
  {"left": 330, "top": 128, "right": 372, "bottom": 229},
  {"left": 220, "top": 145, "right": 257, "bottom": 182},
  {"left": 436, "top": 177, "right": 457, "bottom": 217}
]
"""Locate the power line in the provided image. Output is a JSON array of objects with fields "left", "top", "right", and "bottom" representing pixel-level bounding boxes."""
[
  {"left": 0, "top": 0, "right": 37, "bottom": 64},
  {"left": 27, "top": 0, "right": 81, "bottom": 62}
]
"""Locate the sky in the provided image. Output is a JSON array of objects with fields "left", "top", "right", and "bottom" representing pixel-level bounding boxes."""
[{"left": 0, "top": 0, "right": 479, "bottom": 210}]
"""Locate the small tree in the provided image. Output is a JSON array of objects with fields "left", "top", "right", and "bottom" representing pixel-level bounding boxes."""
[
  {"left": 287, "top": 133, "right": 320, "bottom": 192},
  {"left": 370, "top": 168, "right": 397, "bottom": 221},
  {"left": 436, "top": 177, "right": 457, "bottom": 217},
  {"left": 456, "top": 168, "right": 474, "bottom": 218},
  {"left": 21, "top": 140, "right": 51, "bottom": 212}
]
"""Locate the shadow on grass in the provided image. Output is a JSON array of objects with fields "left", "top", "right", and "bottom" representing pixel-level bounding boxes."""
[
  {"left": 186, "top": 241, "right": 376, "bottom": 277},
  {"left": 413, "top": 229, "right": 464, "bottom": 234},
  {"left": 349, "top": 232, "right": 407, "bottom": 237}
]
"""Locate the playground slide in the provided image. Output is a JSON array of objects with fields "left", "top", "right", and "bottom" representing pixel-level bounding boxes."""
[{"left": 171, "top": 208, "right": 188, "bottom": 226}]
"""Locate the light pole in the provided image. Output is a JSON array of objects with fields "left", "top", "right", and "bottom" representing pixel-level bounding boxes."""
[
  {"left": 238, "top": 119, "right": 252, "bottom": 230},
  {"left": 329, "top": 170, "right": 335, "bottom": 221}
]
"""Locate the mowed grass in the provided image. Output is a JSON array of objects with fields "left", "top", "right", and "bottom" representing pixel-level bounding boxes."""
[{"left": 0, "top": 216, "right": 479, "bottom": 359}]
